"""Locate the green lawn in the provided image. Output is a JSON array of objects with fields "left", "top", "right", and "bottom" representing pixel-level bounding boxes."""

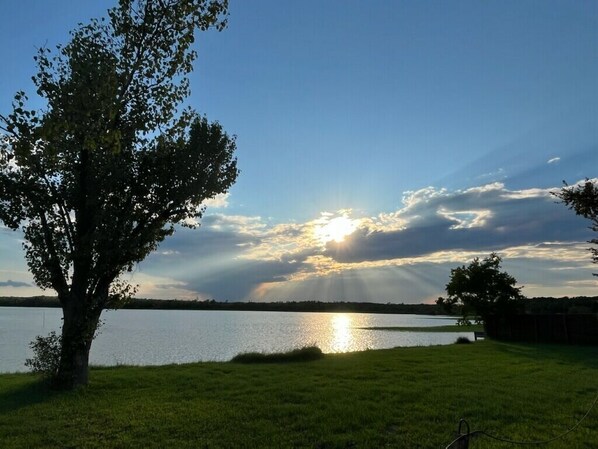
[{"left": 1, "top": 341, "right": 597, "bottom": 448}]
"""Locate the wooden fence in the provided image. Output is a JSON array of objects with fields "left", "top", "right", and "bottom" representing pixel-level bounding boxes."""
[{"left": 484, "top": 314, "right": 598, "bottom": 345}]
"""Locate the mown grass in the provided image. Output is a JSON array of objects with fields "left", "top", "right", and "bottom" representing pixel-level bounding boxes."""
[
  {"left": 360, "top": 324, "right": 484, "bottom": 332},
  {"left": 1, "top": 341, "right": 597, "bottom": 448}
]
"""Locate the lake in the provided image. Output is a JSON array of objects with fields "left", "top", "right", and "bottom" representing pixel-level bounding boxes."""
[{"left": 0, "top": 307, "right": 470, "bottom": 373}]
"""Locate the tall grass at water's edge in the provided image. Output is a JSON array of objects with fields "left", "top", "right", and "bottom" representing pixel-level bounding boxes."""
[
  {"left": 231, "top": 346, "right": 324, "bottom": 363},
  {"left": 1, "top": 341, "right": 597, "bottom": 448}
]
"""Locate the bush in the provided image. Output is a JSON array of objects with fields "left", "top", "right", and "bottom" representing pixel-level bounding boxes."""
[
  {"left": 24, "top": 331, "right": 62, "bottom": 378},
  {"left": 455, "top": 336, "right": 471, "bottom": 344},
  {"left": 231, "top": 346, "right": 324, "bottom": 364}
]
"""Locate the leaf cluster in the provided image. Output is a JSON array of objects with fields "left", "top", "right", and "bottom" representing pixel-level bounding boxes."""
[{"left": 554, "top": 179, "right": 598, "bottom": 274}]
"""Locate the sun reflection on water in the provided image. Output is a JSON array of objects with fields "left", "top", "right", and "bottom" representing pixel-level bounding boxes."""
[{"left": 331, "top": 314, "right": 353, "bottom": 352}]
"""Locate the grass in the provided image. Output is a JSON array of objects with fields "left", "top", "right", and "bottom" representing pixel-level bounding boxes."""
[
  {"left": 360, "top": 323, "right": 484, "bottom": 332},
  {"left": 231, "top": 346, "right": 324, "bottom": 363},
  {"left": 1, "top": 341, "right": 597, "bottom": 448}
]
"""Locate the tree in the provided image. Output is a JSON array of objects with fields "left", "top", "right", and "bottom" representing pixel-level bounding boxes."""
[
  {"left": 555, "top": 179, "right": 598, "bottom": 274},
  {"left": 437, "top": 253, "right": 524, "bottom": 324},
  {"left": 0, "top": 0, "right": 237, "bottom": 389}
]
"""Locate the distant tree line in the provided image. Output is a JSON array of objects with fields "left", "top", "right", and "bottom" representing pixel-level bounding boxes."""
[
  {"left": 0, "top": 296, "right": 444, "bottom": 315},
  {"left": 121, "top": 299, "right": 447, "bottom": 315},
  {"left": 523, "top": 297, "right": 598, "bottom": 314},
  {"left": 2, "top": 295, "right": 598, "bottom": 315}
]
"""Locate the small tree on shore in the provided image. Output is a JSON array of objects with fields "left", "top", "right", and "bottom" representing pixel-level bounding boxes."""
[
  {"left": 555, "top": 179, "right": 598, "bottom": 274},
  {"left": 0, "top": 0, "right": 237, "bottom": 389},
  {"left": 437, "top": 253, "right": 524, "bottom": 324}
]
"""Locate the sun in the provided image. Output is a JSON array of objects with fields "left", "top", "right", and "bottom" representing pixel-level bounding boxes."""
[{"left": 315, "top": 216, "right": 358, "bottom": 244}]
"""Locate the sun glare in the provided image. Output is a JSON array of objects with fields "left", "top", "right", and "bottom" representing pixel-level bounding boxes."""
[
  {"left": 316, "top": 216, "right": 358, "bottom": 244},
  {"left": 331, "top": 314, "right": 352, "bottom": 352}
]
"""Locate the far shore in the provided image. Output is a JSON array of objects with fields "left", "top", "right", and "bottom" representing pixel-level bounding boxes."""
[
  {"left": 0, "top": 296, "right": 448, "bottom": 315},
  {"left": 2, "top": 295, "right": 598, "bottom": 316}
]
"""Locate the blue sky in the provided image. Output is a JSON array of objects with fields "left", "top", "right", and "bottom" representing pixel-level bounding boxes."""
[{"left": 1, "top": 1, "right": 597, "bottom": 302}]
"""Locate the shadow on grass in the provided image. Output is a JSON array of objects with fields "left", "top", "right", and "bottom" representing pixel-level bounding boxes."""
[
  {"left": 492, "top": 341, "right": 598, "bottom": 369},
  {"left": 0, "top": 377, "right": 60, "bottom": 414}
]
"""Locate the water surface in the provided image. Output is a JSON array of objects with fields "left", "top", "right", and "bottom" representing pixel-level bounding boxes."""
[{"left": 0, "top": 307, "right": 469, "bottom": 372}]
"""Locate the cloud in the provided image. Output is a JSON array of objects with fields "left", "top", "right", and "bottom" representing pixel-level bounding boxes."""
[
  {"left": 0, "top": 279, "right": 31, "bottom": 287},
  {"left": 125, "top": 272, "right": 202, "bottom": 300},
  {"left": 202, "top": 192, "right": 231, "bottom": 209},
  {"left": 183, "top": 259, "right": 300, "bottom": 301},
  {"left": 547, "top": 157, "right": 561, "bottom": 164},
  {"left": 325, "top": 183, "right": 589, "bottom": 263},
  {"left": 112, "top": 181, "right": 597, "bottom": 302},
  {"left": 476, "top": 167, "right": 506, "bottom": 181},
  {"left": 2, "top": 177, "right": 595, "bottom": 302},
  {"left": 201, "top": 213, "right": 267, "bottom": 235},
  {"left": 159, "top": 250, "right": 180, "bottom": 256}
]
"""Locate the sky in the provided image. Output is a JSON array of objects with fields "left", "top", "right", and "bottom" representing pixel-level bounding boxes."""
[{"left": 1, "top": 1, "right": 597, "bottom": 303}]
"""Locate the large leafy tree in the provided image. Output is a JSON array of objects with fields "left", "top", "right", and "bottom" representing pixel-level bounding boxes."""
[
  {"left": 0, "top": 0, "right": 238, "bottom": 389},
  {"left": 437, "top": 253, "right": 524, "bottom": 324},
  {"left": 555, "top": 180, "right": 598, "bottom": 274}
]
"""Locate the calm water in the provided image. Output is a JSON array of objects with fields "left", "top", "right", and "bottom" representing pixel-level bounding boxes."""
[{"left": 0, "top": 307, "right": 470, "bottom": 373}]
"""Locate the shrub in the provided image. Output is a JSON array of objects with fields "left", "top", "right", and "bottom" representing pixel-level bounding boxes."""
[
  {"left": 231, "top": 346, "right": 324, "bottom": 364},
  {"left": 455, "top": 336, "right": 471, "bottom": 344},
  {"left": 25, "top": 331, "right": 62, "bottom": 378}
]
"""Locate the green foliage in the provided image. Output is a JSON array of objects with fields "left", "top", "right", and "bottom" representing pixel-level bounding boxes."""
[
  {"left": 455, "top": 336, "right": 471, "bottom": 344},
  {"left": 231, "top": 346, "right": 324, "bottom": 364},
  {"left": 2, "top": 343, "right": 598, "bottom": 448},
  {"left": 24, "top": 332, "right": 62, "bottom": 379},
  {"left": 437, "top": 253, "right": 524, "bottom": 321},
  {"left": 0, "top": 0, "right": 235, "bottom": 388},
  {"left": 555, "top": 179, "right": 598, "bottom": 274}
]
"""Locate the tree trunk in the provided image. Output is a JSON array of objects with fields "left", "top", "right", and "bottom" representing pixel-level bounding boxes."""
[{"left": 54, "top": 300, "right": 101, "bottom": 390}]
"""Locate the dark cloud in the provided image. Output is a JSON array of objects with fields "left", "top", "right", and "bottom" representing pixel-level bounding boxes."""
[
  {"left": 0, "top": 280, "right": 31, "bottom": 287},
  {"left": 181, "top": 259, "right": 299, "bottom": 301},
  {"left": 140, "top": 226, "right": 260, "bottom": 275},
  {"left": 162, "top": 226, "right": 260, "bottom": 255},
  {"left": 326, "top": 186, "right": 590, "bottom": 263}
]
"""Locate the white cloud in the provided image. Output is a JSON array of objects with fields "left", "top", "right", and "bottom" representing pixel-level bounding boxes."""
[
  {"left": 501, "top": 187, "right": 552, "bottom": 199},
  {"left": 202, "top": 192, "right": 230, "bottom": 209},
  {"left": 547, "top": 157, "right": 561, "bottom": 164},
  {"left": 201, "top": 214, "right": 267, "bottom": 236},
  {"left": 437, "top": 208, "right": 492, "bottom": 229}
]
